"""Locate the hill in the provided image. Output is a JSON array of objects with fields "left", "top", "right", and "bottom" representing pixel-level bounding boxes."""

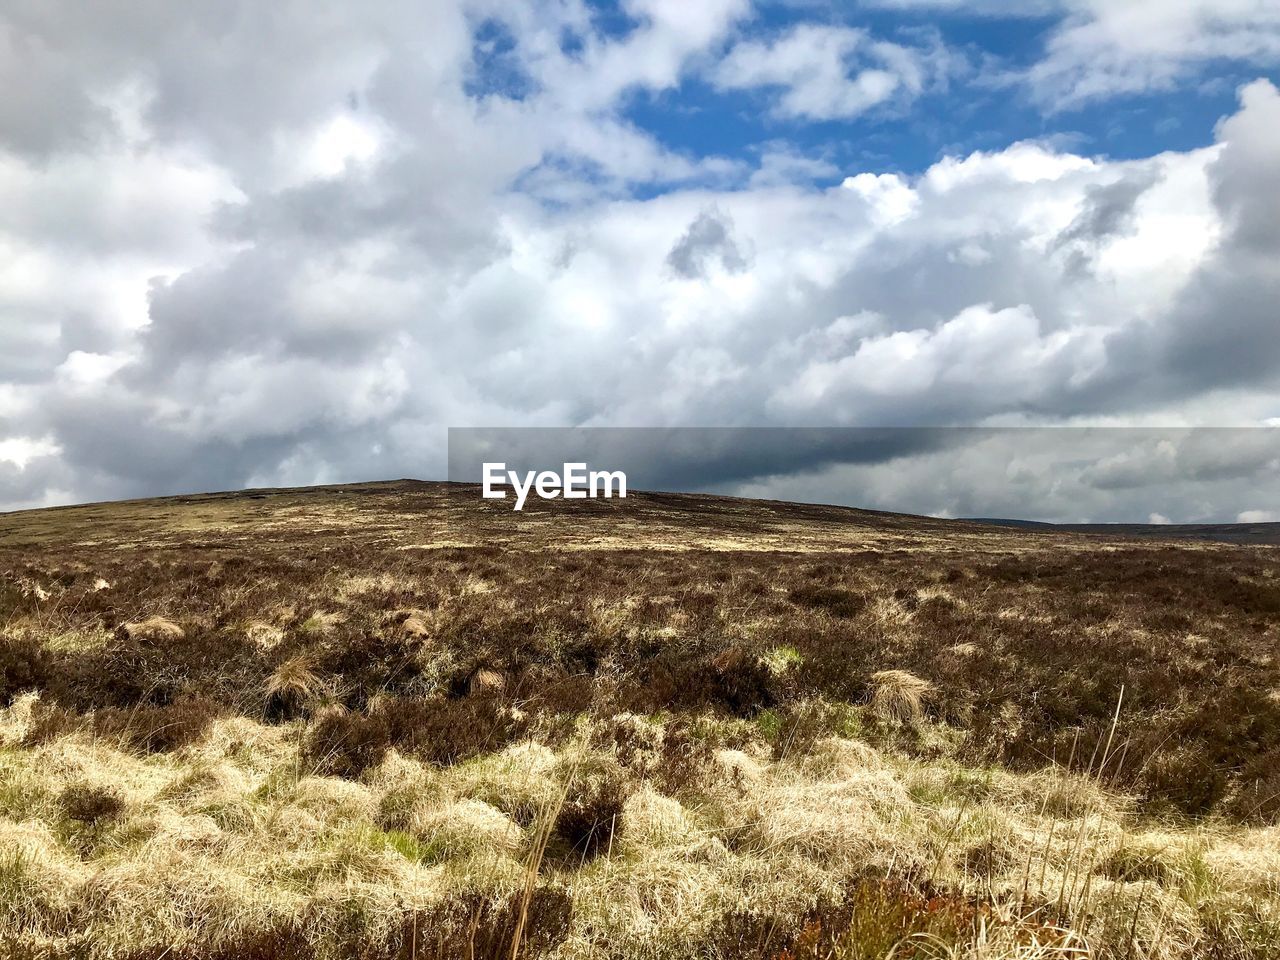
[
  {"left": 967, "top": 516, "right": 1280, "bottom": 546},
  {"left": 1, "top": 481, "right": 1278, "bottom": 959}
]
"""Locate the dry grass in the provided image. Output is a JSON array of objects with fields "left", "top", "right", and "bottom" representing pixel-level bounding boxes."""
[
  {"left": 0, "top": 481, "right": 1277, "bottom": 958},
  {"left": 869, "top": 670, "right": 934, "bottom": 725},
  {"left": 5, "top": 705, "right": 1270, "bottom": 958}
]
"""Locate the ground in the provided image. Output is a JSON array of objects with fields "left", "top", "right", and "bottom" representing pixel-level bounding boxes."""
[{"left": 0, "top": 481, "right": 1278, "bottom": 959}]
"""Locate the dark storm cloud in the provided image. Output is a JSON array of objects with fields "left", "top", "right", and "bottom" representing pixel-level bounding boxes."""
[
  {"left": 1072, "top": 431, "right": 1280, "bottom": 492},
  {"left": 735, "top": 429, "right": 1280, "bottom": 524},
  {"left": 0, "top": 456, "right": 68, "bottom": 510},
  {"left": 450, "top": 427, "right": 1280, "bottom": 524},
  {"left": 0, "top": 316, "right": 64, "bottom": 383},
  {"left": 449, "top": 427, "right": 965, "bottom": 492}
]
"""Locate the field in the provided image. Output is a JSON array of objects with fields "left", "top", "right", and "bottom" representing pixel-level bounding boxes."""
[{"left": 1, "top": 480, "right": 1278, "bottom": 959}]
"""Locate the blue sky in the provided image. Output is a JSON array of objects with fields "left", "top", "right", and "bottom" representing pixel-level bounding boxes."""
[
  {"left": 627, "top": 22, "right": 1254, "bottom": 175},
  {"left": 474, "top": 0, "right": 1279, "bottom": 191}
]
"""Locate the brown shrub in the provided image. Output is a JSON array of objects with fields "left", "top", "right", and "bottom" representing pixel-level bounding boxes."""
[
  {"left": 313, "top": 629, "right": 423, "bottom": 706},
  {"left": 552, "top": 762, "right": 632, "bottom": 863},
  {"left": 652, "top": 722, "right": 716, "bottom": 795},
  {"left": 383, "top": 886, "right": 573, "bottom": 959},
  {"left": 788, "top": 586, "right": 867, "bottom": 619},
  {"left": 709, "top": 647, "right": 778, "bottom": 716},
  {"left": 26, "top": 697, "right": 222, "bottom": 753},
  {"left": 381, "top": 695, "right": 526, "bottom": 767},
  {"left": 962, "top": 839, "right": 1015, "bottom": 878},
  {"left": 640, "top": 645, "right": 777, "bottom": 717},
  {"left": 59, "top": 783, "right": 126, "bottom": 825},
  {"left": 590, "top": 713, "right": 663, "bottom": 777},
  {"left": 114, "top": 922, "right": 315, "bottom": 960},
  {"left": 46, "top": 624, "right": 263, "bottom": 716},
  {"left": 302, "top": 707, "right": 390, "bottom": 778},
  {"left": 709, "top": 877, "right": 986, "bottom": 960},
  {"left": 1139, "top": 745, "right": 1227, "bottom": 816},
  {"left": 1223, "top": 748, "right": 1280, "bottom": 823},
  {"left": 1099, "top": 845, "right": 1171, "bottom": 883},
  {"left": 522, "top": 667, "right": 602, "bottom": 721},
  {"left": 0, "top": 635, "right": 48, "bottom": 704},
  {"left": 100, "top": 697, "right": 223, "bottom": 752}
]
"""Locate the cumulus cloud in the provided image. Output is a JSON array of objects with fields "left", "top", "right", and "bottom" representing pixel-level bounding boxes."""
[
  {"left": 1106, "top": 79, "right": 1280, "bottom": 403},
  {"left": 1, "top": 2, "right": 1279, "bottom": 520}
]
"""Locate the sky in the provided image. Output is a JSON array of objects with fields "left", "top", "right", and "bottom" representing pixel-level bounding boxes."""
[{"left": 1, "top": 0, "right": 1279, "bottom": 520}]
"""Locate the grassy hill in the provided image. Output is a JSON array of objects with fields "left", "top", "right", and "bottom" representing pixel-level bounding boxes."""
[{"left": 1, "top": 481, "right": 1278, "bottom": 959}]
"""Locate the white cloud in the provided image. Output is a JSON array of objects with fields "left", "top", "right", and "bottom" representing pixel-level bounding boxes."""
[
  {"left": 860, "top": 0, "right": 1060, "bottom": 12},
  {"left": 841, "top": 172, "right": 918, "bottom": 225},
  {"left": 1029, "top": 0, "right": 1280, "bottom": 107},
  {"left": 844, "top": 0, "right": 1280, "bottom": 107},
  {"left": 923, "top": 141, "right": 1095, "bottom": 191},
  {"left": 710, "top": 25, "right": 946, "bottom": 120},
  {"left": 1238, "top": 509, "right": 1279, "bottom": 523},
  {"left": 0, "top": 436, "right": 60, "bottom": 469},
  {"left": 301, "top": 113, "right": 387, "bottom": 181},
  {"left": 770, "top": 303, "right": 1107, "bottom": 418},
  {"left": 749, "top": 144, "right": 839, "bottom": 187}
]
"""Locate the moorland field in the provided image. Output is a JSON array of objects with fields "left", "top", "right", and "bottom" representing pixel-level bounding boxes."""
[{"left": 0, "top": 481, "right": 1278, "bottom": 959}]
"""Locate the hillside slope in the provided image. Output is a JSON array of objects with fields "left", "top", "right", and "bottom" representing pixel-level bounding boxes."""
[
  {"left": 0, "top": 479, "right": 999, "bottom": 549},
  {"left": 1, "top": 482, "right": 1278, "bottom": 959},
  {"left": 5, "top": 478, "right": 1265, "bottom": 550}
]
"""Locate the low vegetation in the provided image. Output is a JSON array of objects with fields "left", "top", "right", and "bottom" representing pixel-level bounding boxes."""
[{"left": 0, "top": 481, "right": 1277, "bottom": 958}]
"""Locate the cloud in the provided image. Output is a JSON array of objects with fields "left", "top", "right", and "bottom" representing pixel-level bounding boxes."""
[
  {"left": 666, "top": 208, "right": 751, "bottom": 278},
  {"left": 841, "top": 173, "right": 919, "bottom": 226},
  {"left": 1238, "top": 509, "right": 1279, "bottom": 523},
  {"left": 725, "top": 428, "right": 1280, "bottom": 523},
  {"left": 1051, "top": 169, "right": 1157, "bottom": 277},
  {"left": 710, "top": 25, "right": 949, "bottom": 120},
  {"left": 857, "top": 0, "right": 1060, "bottom": 13},
  {"left": 0, "top": 436, "right": 59, "bottom": 470},
  {"left": 1106, "top": 79, "right": 1280, "bottom": 401},
  {"left": 748, "top": 144, "right": 840, "bottom": 187},
  {"left": 770, "top": 303, "right": 1108, "bottom": 423},
  {"left": 1028, "top": 0, "right": 1280, "bottom": 108},
  {"left": 1, "top": 2, "right": 1279, "bottom": 522},
  {"left": 842, "top": 0, "right": 1280, "bottom": 108}
]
